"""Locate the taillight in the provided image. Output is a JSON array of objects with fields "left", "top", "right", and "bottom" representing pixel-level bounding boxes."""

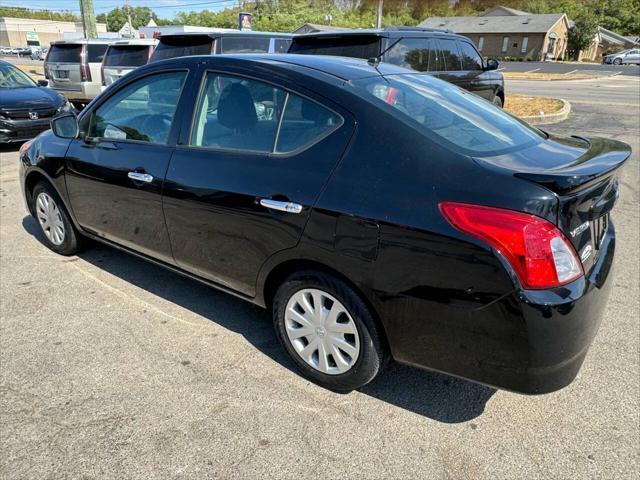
[
  {"left": 80, "top": 62, "right": 92, "bottom": 82},
  {"left": 440, "top": 202, "right": 583, "bottom": 290}
]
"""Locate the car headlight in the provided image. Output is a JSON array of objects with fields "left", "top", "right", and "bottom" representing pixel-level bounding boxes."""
[{"left": 57, "top": 100, "right": 72, "bottom": 113}]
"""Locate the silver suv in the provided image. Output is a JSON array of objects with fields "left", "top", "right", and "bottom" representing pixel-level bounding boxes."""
[{"left": 45, "top": 39, "right": 114, "bottom": 108}]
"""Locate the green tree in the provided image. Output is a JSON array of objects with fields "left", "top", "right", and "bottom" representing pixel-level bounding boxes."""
[
  {"left": 567, "top": 15, "right": 599, "bottom": 58},
  {"left": 0, "top": 7, "right": 77, "bottom": 22},
  {"left": 96, "top": 6, "right": 157, "bottom": 32}
]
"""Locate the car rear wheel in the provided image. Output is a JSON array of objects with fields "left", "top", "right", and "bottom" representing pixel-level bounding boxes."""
[
  {"left": 273, "top": 271, "right": 388, "bottom": 392},
  {"left": 31, "top": 181, "right": 82, "bottom": 255}
]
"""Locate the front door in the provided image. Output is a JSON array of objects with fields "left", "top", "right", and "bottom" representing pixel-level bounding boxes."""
[
  {"left": 162, "top": 70, "right": 354, "bottom": 295},
  {"left": 65, "top": 70, "right": 190, "bottom": 263},
  {"left": 456, "top": 40, "right": 494, "bottom": 101}
]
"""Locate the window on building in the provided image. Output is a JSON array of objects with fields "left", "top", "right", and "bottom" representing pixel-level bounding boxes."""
[
  {"left": 477, "top": 36, "right": 484, "bottom": 52},
  {"left": 501, "top": 36, "right": 509, "bottom": 53},
  {"left": 521, "top": 37, "right": 529, "bottom": 53}
]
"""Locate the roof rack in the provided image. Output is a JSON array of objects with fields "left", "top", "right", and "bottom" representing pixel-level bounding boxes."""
[{"left": 383, "top": 26, "right": 451, "bottom": 33}]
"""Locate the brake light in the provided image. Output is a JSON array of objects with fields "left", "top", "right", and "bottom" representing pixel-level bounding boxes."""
[
  {"left": 440, "top": 202, "right": 583, "bottom": 289},
  {"left": 80, "top": 62, "right": 91, "bottom": 82}
]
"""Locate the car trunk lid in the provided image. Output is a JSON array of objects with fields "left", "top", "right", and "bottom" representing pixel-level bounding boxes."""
[{"left": 473, "top": 134, "right": 631, "bottom": 274}]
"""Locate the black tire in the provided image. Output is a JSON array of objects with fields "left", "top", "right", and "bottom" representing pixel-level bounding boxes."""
[
  {"left": 272, "top": 270, "right": 388, "bottom": 392},
  {"left": 613, "top": 58, "right": 622, "bottom": 65},
  {"left": 492, "top": 94, "right": 503, "bottom": 108},
  {"left": 31, "top": 181, "right": 83, "bottom": 255}
]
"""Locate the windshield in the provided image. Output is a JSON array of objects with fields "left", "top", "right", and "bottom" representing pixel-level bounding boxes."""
[
  {"left": 0, "top": 63, "right": 36, "bottom": 88},
  {"left": 351, "top": 74, "right": 544, "bottom": 156}
]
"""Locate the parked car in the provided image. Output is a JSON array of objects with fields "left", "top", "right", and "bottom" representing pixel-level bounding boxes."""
[
  {"left": 20, "top": 54, "right": 629, "bottom": 394},
  {"left": 604, "top": 48, "right": 640, "bottom": 65},
  {"left": 101, "top": 39, "right": 158, "bottom": 87},
  {"left": 0, "top": 60, "right": 72, "bottom": 143},
  {"left": 0, "top": 47, "right": 12, "bottom": 55},
  {"left": 44, "top": 39, "right": 114, "bottom": 108},
  {"left": 31, "top": 48, "right": 47, "bottom": 61},
  {"left": 149, "top": 31, "right": 292, "bottom": 63},
  {"left": 289, "top": 27, "right": 505, "bottom": 107}
]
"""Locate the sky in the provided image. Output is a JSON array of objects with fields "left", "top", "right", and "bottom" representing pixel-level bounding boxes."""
[{"left": 0, "top": 0, "right": 236, "bottom": 19}]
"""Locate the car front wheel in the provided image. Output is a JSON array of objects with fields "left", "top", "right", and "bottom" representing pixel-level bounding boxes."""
[
  {"left": 31, "top": 181, "right": 82, "bottom": 255},
  {"left": 492, "top": 94, "right": 503, "bottom": 108},
  {"left": 613, "top": 58, "right": 622, "bottom": 65},
  {"left": 273, "top": 271, "right": 388, "bottom": 392}
]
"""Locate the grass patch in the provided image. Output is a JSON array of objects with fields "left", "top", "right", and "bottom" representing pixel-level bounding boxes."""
[
  {"left": 504, "top": 72, "right": 596, "bottom": 81},
  {"left": 15, "top": 64, "right": 45, "bottom": 80},
  {"left": 505, "top": 94, "right": 564, "bottom": 117}
]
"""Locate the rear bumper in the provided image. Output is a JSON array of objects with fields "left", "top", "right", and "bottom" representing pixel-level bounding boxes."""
[
  {"left": 51, "top": 82, "right": 101, "bottom": 102},
  {"left": 391, "top": 223, "right": 616, "bottom": 394},
  {"left": 0, "top": 119, "right": 51, "bottom": 143}
]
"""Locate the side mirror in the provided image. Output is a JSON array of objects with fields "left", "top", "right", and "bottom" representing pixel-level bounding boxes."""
[
  {"left": 37, "top": 79, "right": 49, "bottom": 87},
  {"left": 51, "top": 113, "right": 79, "bottom": 139},
  {"left": 485, "top": 58, "right": 499, "bottom": 70}
]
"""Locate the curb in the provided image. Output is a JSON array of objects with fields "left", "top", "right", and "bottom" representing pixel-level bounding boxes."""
[{"left": 518, "top": 98, "right": 571, "bottom": 125}]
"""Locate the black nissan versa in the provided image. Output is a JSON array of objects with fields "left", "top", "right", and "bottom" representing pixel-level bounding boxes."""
[{"left": 19, "top": 54, "right": 629, "bottom": 394}]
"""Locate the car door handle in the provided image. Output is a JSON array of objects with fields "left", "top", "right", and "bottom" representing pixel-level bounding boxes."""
[
  {"left": 128, "top": 171, "right": 153, "bottom": 183},
  {"left": 259, "top": 199, "right": 303, "bottom": 214}
]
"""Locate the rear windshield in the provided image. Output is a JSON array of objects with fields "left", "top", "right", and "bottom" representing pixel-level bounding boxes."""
[
  {"left": 151, "top": 36, "right": 213, "bottom": 62},
  {"left": 105, "top": 45, "right": 150, "bottom": 67},
  {"left": 221, "top": 36, "right": 270, "bottom": 53},
  {"left": 289, "top": 36, "right": 380, "bottom": 59},
  {"left": 86, "top": 44, "right": 109, "bottom": 63},
  {"left": 352, "top": 74, "right": 544, "bottom": 156},
  {"left": 47, "top": 45, "right": 82, "bottom": 63}
]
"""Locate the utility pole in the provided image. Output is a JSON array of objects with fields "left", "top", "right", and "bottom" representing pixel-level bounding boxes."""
[
  {"left": 375, "top": 0, "right": 383, "bottom": 29},
  {"left": 125, "top": 0, "right": 133, "bottom": 38},
  {"left": 78, "top": 0, "right": 97, "bottom": 38}
]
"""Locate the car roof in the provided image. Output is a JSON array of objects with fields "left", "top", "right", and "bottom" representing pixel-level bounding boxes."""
[
  {"left": 158, "top": 31, "right": 293, "bottom": 40},
  {"left": 292, "top": 27, "right": 461, "bottom": 40},
  {"left": 152, "top": 53, "right": 413, "bottom": 81}
]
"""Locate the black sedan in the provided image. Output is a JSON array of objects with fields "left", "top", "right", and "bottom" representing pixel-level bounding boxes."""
[
  {"left": 19, "top": 54, "right": 630, "bottom": 394},
  {"left": 0, "top": 60, "right": 72, "bottom": 143}
]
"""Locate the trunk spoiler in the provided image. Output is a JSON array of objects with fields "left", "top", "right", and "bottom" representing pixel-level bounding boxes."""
[{"left": 514, "top": 137, "right": 631, "bottom": 195}]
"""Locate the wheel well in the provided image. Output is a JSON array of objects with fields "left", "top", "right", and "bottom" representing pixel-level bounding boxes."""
[
  {"left": 24, "top": 171, "right": 50, "bottom": 214},
  {"left": 262, "top": 259, "right": 390, "bottom": 348},
  {"left": 497, "top": 89, "right": 505, "bottom": 104}
]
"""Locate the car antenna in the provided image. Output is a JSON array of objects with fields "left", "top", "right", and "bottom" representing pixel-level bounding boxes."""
[{"left": 367, "top": 37, "right": 402, "bottom": 69}]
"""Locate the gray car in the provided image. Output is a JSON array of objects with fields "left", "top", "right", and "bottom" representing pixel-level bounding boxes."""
[
  {"left": 45, "top": 39, "right": 114, "bottom": 108},
  {"left": 606, "top": 48, "right": 640, "bottom": 65},
  {"left": 101, "top": 39, "right": 158, "bottom": 87}
]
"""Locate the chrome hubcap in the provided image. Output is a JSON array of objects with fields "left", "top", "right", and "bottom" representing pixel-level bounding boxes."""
[
  {"left": 285, "top": 288, "right": 360, "bottom": 375},
  {"left": 36, "top": 192, "right": 65, "bottom": 246}
]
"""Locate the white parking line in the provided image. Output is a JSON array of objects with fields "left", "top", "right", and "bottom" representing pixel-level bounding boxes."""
[
  {"left": 565, "top": 69, "right": 578, "bottom": 75},
  {"left": 525, "top": 68, "right": 540, "bottom": 73},
  {"left": 497, "top": 67, "right": 505, "bottom": 71}
]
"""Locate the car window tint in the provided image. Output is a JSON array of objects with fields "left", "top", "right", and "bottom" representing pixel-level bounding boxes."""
[
  {"left": 47, "top": 45, "right": 81, "bottom": 63},
  {"left": 437, "top": 39, "right": 462, "bottom": 71},
  {"left": 191, "top": 73, "right": 285, "bottom": 152},
  {"left": 104, "top": 45, "right": 150, "bottom": 67},
  {"left": 458, "top": 41, "right": 483, "bottom": 71},
  {"left": 86, "top": 44, "right": 108, "bottom": 63},
  {"left": 0, "top": 63, "right": 36, "bottom": 88},
  {"left": 89, "top": 71, "right": 187, "bottom": 144},
  {"left": 274, "top": 38, "right": 292, "bottom": 53},
  {"left": 221, "top": 37, "right": 270, "bottom": 53},
  {"left": 384, "top": 38, "right": 432, "bottom": 72},
  {"left": 276, "top": 94, "right": 342, "bottom": 153},
  {"left": 352, "top": 74, "right": 544, "bottom": 156},
  {"left": 289, "top": 36, "right": 380, "bottom": 59},
  {"left": 151, "top": 36, "right": 212, "bottom": 62}
]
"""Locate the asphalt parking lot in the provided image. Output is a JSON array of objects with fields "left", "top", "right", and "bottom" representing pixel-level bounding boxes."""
[
  {"left": 500, "top": 60, "right": 640, "bottom": 77},
  {"left": 1, "top": 75, "right": 638, "bottom": 479}
]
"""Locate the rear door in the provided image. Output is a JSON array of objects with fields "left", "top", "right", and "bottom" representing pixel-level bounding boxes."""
[
  {"left": 65, "top": 69, "right": 193, "bottom": 263},
  {"left": 46, "top": 44, "right": 82, "bottom": 91},
  {"left": 162, "top": 69, "right": 355, "bottom": 295}
]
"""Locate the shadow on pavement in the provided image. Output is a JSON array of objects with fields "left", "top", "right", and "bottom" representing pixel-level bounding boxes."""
[
  {"left": 0, "top": 141, "right": 24, "bottom": 153},
  {"left": 22, "top": 214, "right": 496, "bottom": 423}
]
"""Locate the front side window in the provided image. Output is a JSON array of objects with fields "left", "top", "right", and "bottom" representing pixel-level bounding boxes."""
[
  {"left": 458, "top": 41, "right": 483, "bottom": 71},
  {"left": 437, "top": 39, "right": 462, "bottom": 71},
  {"left": 352, "top": 74, "right": 544, "bottom": 156},
  {"left": 89, "top": 71, "right": 187, "bottom": 144},
  {"left": 190, "top": 72, "right": 342, "bottom": 153}
]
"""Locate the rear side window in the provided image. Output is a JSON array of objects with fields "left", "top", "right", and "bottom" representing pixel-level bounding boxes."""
[
  {"left": 86, "top": 44, "right": 108, "bottom": 63},
  {"left": 289, "top": 36, "right": 380, "bottom": 59},
  {"left": 384, "top": 38, "right": 440, "bottom": 72},
  {"left": 104, "top": 45, "right": 150, "bottom": 67},
  {"left": 151, "top": 36, "right": 212, "bottom": 62},
  {"left": 457, "top": 41, "right": 483, "bottom": 71},
  {"left": 221, "top": 37, "right": 270, "bottom": 53},
  {"left": 89, "top": 71, "right": 187, "bottom": 144},
  {"left": 47, "top": 45, "right": 81, "bottom": 63},
  {"left": 437, "top": 39, "right": 462, "bottom": 71}
]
